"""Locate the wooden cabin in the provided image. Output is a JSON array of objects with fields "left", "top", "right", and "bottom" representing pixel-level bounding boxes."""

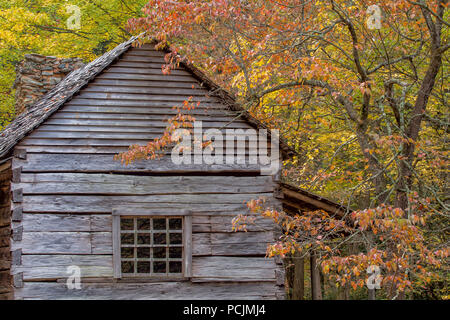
[{"left": 0, "top": 36, "right": 345, "bottom": 300}]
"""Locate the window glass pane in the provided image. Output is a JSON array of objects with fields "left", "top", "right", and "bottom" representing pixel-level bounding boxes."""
[
  {"left": 169, "top": 261, "right": 182, "bottom": 273},
  {"left": 153, "top": 233, "right": 166, "bottom": 245},
  {"left": 153, "top": 218, "right": 166, "bottom": 230},
  {"left": 137, "top": 218, "right": 150, "bottom": 230},
  {"left": 121, "top": 247, "right": 134, "bottom": 258},
  {"left": 169, "top": 218, "right": 182, "bottom": 230},
  {"left": 121, "top": 233, "right": 134, "bottom": 245},
  {"left": 120, "top": 218, "right": 134, "bottom": 230},
  {"left": 169, "top": 247, "right": 182, "bottom": 258},
  {"left": 137, "top": 247, "right": 150, "bottom": 258},
  {"left": 169, "top": 233, "right": 182, "bottom": 245},
  {"left": 137, "top": 261, "right": 151, "bottom": 273},
  {"left": 137, "top": 233, "right": 151, "bottom": 245},
  {"left": 153, "top": 247, "right": 166, "bottom": 258},
  {"left": 121, "top": 261, "right": 134, "bottom": 274},
  {"left": 153, "top": 261, "right": 166, "bottom": 273}
]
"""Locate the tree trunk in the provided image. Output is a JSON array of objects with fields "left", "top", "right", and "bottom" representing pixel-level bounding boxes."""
[
  {"left": 292, "top": 251, "right": 304, "bottom": 300},
  {"left": 310, "top": 253, "right": 322, "bottom": 300}
]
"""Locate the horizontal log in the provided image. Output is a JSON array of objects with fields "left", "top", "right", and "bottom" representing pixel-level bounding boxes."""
[
  {"left": 15, "top": 281, "right": 282, "bottom": 300},
  {"left": 15, "top": 146, "right": 129, "bottom": 154},
  {"left": 12, "top": 255, "right": 113, "bottom": 281},
  {"left": 103, "top": 67, "right": 191, "bottom": 76},
  {"left": 83, "top": 85, "right": 209, "bottom": 96},
  {"left": 119, "top": 55, "right": 167, "bottom": 62},
  {"left": 11, "top": 232, "right": 110, "bottom": 254},
  {"left": 192, "top": 215, "right": 275, "bottom": 233},
  {"left": 193, "top": 232, "right": 273, "bottom": 256},
  {"left": 52, "top": 112, "right": 242, "bottom": 122},
  {"left": 19, "top": 194, "right": 272, "bottom": 213},
  {"left": 66, "top": 98, "right": 227, "bottom": 108},
  {"left": 59, "top": 105, "right": 237, "bottom": 116},
  {"left": 16, "top": 173, "right": 273, "bottom": 195},
  {"left": 21, "top": 214, "right": 110, "bottom": 232},
  {"left": 92, "top": 78, "right": 204, "bottom": 89},
  {"left": 96, "top": 73, "right": 199, "bottom": 82},
  {"left": 16, "top": 153, "right": 266, "bottom": 174},
  {"left": 112, "top": 61, "right": 185, "bottom": 70},
  {"left": 75, "top": 92, "right": 221, "bottom": 103},
  {"left": 123, "top": 50, "right": 166, "bottom": 58},
  {"left": 192, "top": 257, "right": 276, "bottom": 282},
  {"left": 33, "top": 118, "right": 251, "bottom": 128}
]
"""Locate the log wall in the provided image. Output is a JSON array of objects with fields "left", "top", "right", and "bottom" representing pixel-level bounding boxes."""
[{"left": 9, "top": 45, "right": 284, "bottom": 299}]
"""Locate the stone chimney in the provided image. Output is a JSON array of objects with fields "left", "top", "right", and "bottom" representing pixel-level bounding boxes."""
[{"left": 13, "top": 54, "right": 85, "bottom": 114}]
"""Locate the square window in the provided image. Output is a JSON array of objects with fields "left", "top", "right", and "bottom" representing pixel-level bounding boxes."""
[{"left": 116, "top": 215, "right": 189, "bottom": 278}]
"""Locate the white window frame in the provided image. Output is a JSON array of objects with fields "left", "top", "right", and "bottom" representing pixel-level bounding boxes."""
[{"left": 112, "top": 208, "right": 192, "bottom": 279}]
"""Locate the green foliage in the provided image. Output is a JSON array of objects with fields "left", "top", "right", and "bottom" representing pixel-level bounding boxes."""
[{"left": 0, "top": 0, "right": 148, "bottom": 129}]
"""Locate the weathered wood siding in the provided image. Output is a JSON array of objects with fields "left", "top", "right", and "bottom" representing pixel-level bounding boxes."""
[{"left": 10, "top": 45, "right": 284, "bottom": 299}]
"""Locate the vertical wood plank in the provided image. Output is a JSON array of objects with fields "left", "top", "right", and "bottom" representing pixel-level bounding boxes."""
[
  {"left": 13, "top": 272, "right": 23, "bottom": 288},
  {"left": 184, "top": 215, "right": 192, "bottom": 278},
  {"left": 11, "top": 249, "right": 22, "bottom": 266},
  {"left": 12, "top": 189, "right": 23, "bottom": 203},
  {"left": 11, "top": 207, "right": 23, "bottom": 222},
  {"left": 12, "top": 226, "right": 23, "bottom": 241},
  {"left": 112, "top": 215, "right": 121, "bottom": 278},
  {"left": 12, "top": 167, "right": 22, "bottom": 183}
]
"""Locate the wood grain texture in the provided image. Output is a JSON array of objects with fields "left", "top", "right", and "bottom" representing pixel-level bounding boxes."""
[
  {"left": 16, "top": 173, "right": 274, "bottom": 195},
  {"left": 16, "top": 154, "right": 265, "bottom": 174},
  {"left": 19, "top": 194, "right": 272, "bottom": 213},
  {"left": 11, "top": 232, "right": 110, "bottom": 254},
  {"left": 15, "top": 281, "right": 283, "bottom": 300},
  {"left": 192, "top": 257, "right": 276, "bottom": 282},
  {"left": 5, "top": 43, "right": 285, "bottom": 300}
]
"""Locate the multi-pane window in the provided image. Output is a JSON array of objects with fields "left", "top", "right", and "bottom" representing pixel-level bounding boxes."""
[
  {"left": 119, "top": 217, "right": 183, "bottom": 276},
  {"left": 112, "top": 210, "right": 192, "bottom": 279}
]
